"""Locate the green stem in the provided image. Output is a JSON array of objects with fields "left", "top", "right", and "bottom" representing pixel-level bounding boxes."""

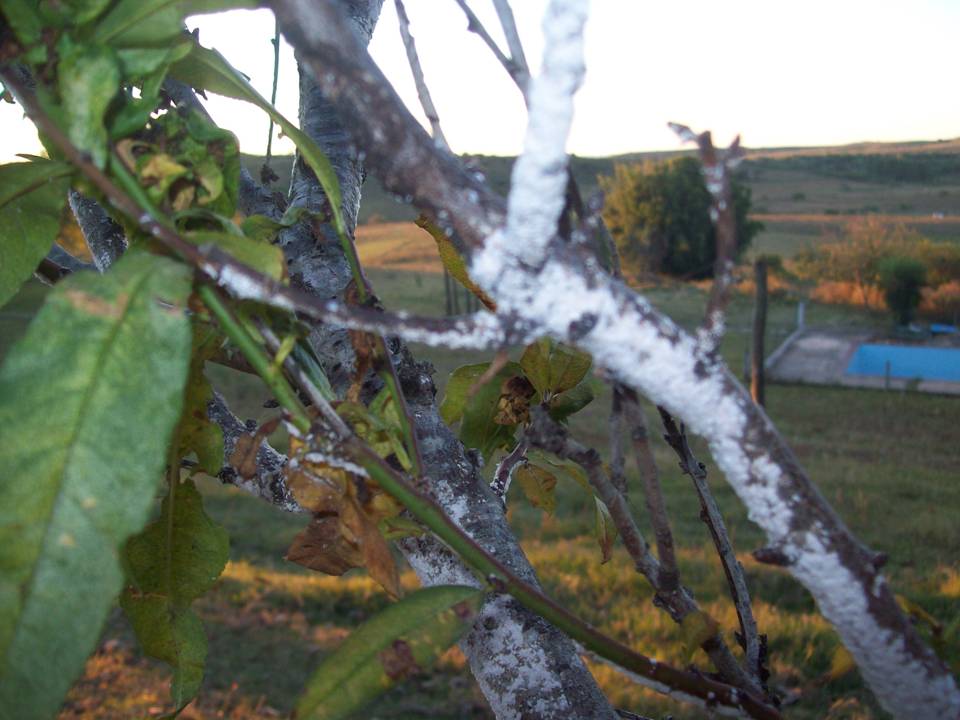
[{"left": 197, "top": 285, "right": 311, "bottom": 434}]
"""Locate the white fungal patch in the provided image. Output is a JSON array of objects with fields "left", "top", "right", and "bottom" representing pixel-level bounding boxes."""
[
  {"left": 504, "top": 0, "right": 589, "bottom": 267},
  {"left": 791, "top": 532, "right": 960, "bottom": 717},
  {"left": 466, "top": 595, "right": 571, "bottom": 720}
]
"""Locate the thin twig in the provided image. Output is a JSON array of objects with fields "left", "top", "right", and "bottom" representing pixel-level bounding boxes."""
[
  {"left": 658, "top": 406, "right": 765, "bottom": 688},
  {"left": 669, "top": 122, "right": 744, "bottom": 356},
  {"left": 451, "top": 0, "right": 526, "bottom": 92},
  {"left": 254, "top": 320, "right": 351, "bottom": 437},
  {"left": 525, "top": 406, "right": 763, "bottom": 698},
  {"left": 620, "top": 387, "right": 680, "bottom": 593},
  {"left": 490, "top": 0, "right": 530, "bottom": 91},
  {"left": 262, "top": 19, "right": 282, "bottom": 184},
  {"left": 395, "top": 0, "right": 449, "bottom": 150},
  {"left": 490, "top": 437, "right": 527, "bottom": 501},
  {"left": 608, "top": 384, "right": 627, "bottom": 495}
]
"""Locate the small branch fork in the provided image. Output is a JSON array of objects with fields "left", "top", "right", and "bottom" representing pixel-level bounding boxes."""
[
  {"left": 669, "top": 122, "right": 744, "bottom": 356},
  {"left": 0, "top": 63, "right": 780, "bottom": 720},
  {"left": 658, "top": 407, "right": 766, "bottom": 687},
  {"left": 452, "top": 0, "right": 529, "bottom": 93},
  {"left": 525, "top": 407, "right": 764, "bottom": 699}
]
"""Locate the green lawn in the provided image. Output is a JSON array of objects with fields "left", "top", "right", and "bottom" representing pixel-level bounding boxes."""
[{"left": 4, "top": 266, "right": 957, "bottom": 720}]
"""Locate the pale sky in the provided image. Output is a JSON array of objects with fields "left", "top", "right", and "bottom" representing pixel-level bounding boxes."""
[{"left": 1, "top": 1, "right": 958, "bottom": 162}]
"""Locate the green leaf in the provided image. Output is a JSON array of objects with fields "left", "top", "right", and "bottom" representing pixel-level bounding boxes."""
[
  {"left": 169, "top": 43, "right": 354, "bottom": 262},
  {"left": 515, "top": 463, "right": 558, "bottom": 515},
  {"left": 0, "top": 160, "right": 73, "bottom": 307},
  {"left": 240, "top": 205, "right": 312, "bottom": 243},
  {"left": 547, "top": 379, "right": 597, "bottom": 422},
  {"left": 94, "top": 0, "right": 258, "bottom": 47},
  {"left": 122, "top": 478, "right": 228, "bottom": 707},
  {"left": 185, "top": 231, "right": 285, "bottom": 281},
  {"left": 120, "top": 593, "right": 206, "bottom": 708},
  {"left": 440, "top": 362, "right": 524, "bottom": 462},
  {"left": 125, "top": 479, "right": 229, "bottom": 603},
  {"left": 116, "top": 41, "right": 192, "bottom": 80},
  {"left": 0, "top": 251, "right": 193, "bottom": 720},
  {"left": 57, "top": 38, "right": 120, "bottom": 168},
  {"left": 40, "top": 0, "right": 113, "bottom": 25},
  {"left": 594, "top": 497, "right": 618, "bottom": 564},
  {"left": 296, "top": 585, "right": 482, "bottom": 720},
  {"left": 0, "top": 0, "right": 44, "bottom": 45},
  {"left": 439, "top": 363, "right": 488, "bottom": 426},
  {"left": 178, "top": 325, "right": 224, "bottom": 475},
  {"left": 520, "top": 337, "right": 592, "bottom": 396}
]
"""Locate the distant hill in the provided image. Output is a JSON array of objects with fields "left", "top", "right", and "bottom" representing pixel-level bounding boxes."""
[{"left": 242, "top": 137, "right": 960, "bottom": 227}]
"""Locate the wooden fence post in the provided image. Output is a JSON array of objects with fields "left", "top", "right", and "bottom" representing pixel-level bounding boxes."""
[{"left": 751, "top": 259, "right": 768, "bottom": 406}]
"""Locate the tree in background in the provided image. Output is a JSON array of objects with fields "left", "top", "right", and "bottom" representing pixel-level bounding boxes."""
[
  {"left": 600, "top": 156, "right": 761, "bottom": 279},
  {"left": 878, "top": 256, "right": 927, "bottom": 325}
]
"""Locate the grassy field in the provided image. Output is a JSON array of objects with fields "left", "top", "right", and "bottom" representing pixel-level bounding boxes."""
[{"left": 4, "top": 248, "right": 957, "bottom": 719}]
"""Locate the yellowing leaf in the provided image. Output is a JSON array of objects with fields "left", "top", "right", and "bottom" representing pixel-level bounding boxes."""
[
  {"left": 678, "top": 610, "right": 719, "bottom": 664},
  {"left": 515, "top": 463, "right": 558, "bottom": 515},
  {"left": 415, "top": 214, "right": 495, "bottom": 311},
  {"left": 827, "top": 644, "right": 856, "bottom": 681},
  {"left": 594, "top": 498, "right": 618, "bottom": 564},
  {"left": 520, "top": 337, "right": 592, "bottom": 396}
]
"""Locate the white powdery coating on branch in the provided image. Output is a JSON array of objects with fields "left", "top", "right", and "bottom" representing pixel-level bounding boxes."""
[
  {"left": 466, "top": 595, "right": 571, "bottom": 720},
  {"left": 505, "top": 0, "right": 589, "bottom": 266},
  {"left": 470, "top": 246, "right": 960, "bottom": 716},
  {"left": 791, "top": 532, "right": 960, "bottom": 718},
  {"left": 207, "top": 263, "right": 295, "bottom": 310}
]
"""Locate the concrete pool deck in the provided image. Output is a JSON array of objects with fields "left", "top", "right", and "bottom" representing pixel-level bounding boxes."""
[{"left": 765, "top": 327, "right": 960, "bottom": 396}]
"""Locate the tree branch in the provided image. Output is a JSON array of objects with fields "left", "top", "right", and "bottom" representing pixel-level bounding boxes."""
[
  {"left": 525, "top": 406, "right": 762, "bottom": 698},
  {"left": 658, "top": 407, "right": 765, "bottom": 688},
  {"left": 491, "top": 0, "right": 530, "bottom": 89},
  {"left": 394, "top": 0, "right": 449, "bottom": 149},
  {"left": 620, "top": 387, "right": 680, "bottom": 593},
  {"left": 451, "top": 0, "right": 528, "bottom": 93},
  {"left": 261, "top": 2, "right": 960, "bottom": 714},
  {"left": 669, "top": 122, "right": 744, "bottom": 356},
  {"left": 68, "top": 189, "right": 127, "bottom": 272}
]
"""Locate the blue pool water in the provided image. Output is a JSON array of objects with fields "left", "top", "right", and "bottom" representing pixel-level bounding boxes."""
[{"left": 845, "top": 344, "right": 960, "bottom": 382}]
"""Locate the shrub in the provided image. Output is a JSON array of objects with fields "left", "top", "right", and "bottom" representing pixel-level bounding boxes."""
[
  {"left": 810, "top": 281, "right": 885, "bottom": 309},
  {"left": 920, "top": 281, "right": 960, "bottom": 323},
  {"left": 877, "top": 256, "right": 926, "bottom": 325}
]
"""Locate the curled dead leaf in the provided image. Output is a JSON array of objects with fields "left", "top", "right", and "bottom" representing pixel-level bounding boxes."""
[
  {"left": 493, "top": 375, "right": 535, "bottom": 425},
  {"left": 285, "top": 516, "right": 362, "bottom": 576}
]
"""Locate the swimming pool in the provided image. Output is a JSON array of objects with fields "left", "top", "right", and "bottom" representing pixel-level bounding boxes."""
[{"left": 845, "top": 344, "right": 960, "bottom": 382}]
